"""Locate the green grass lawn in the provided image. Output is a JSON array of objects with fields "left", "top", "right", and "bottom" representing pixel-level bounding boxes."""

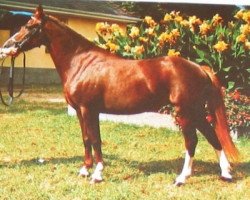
[{"left": 0, "top": 85, "right": 249, "bottom": 200}]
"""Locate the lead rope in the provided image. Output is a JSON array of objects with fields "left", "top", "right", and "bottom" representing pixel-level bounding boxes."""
[{"left": 0, "top": 52, "right": 26, "bottom": 106}]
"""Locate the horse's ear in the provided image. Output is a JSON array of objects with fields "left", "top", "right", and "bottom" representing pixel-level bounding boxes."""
[{"left": 34, "top": 5, "right": 44, "bottom": 20}]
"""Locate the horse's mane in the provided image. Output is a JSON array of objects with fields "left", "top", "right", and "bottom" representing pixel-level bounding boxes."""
[{"left": 47, "top": 15, "right": 94, "bottom": 47}]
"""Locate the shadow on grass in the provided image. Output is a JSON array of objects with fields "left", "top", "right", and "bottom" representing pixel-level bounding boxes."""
[{"left": 1, "top": 153, "right": 249, "bottom": 182}]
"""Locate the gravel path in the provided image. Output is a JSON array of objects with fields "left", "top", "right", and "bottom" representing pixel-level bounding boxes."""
[
  {"left": 100, "top": 112, "right": 178, "bottom": 130},
  {"left": 67, "top": 105, "right": 178, "bottom": 130}
]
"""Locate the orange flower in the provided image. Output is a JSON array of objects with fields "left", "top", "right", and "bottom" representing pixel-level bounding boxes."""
[
  {"left": 158, "top": 30, "right": 179, "bottom": 46},
  {"left": 234, "top": 10, "right": 244, "bottom": 20},
  {"left": 236, "top": 34, "right": 247, "bottom": 43},
  {"left": 240, "top": 24, "right": 250, "bottom": 35},
  {"left": 171, "top": 29, "right": 180, "bottom": 39},
  {"left": 245, "top": 40, "right": 250, "bottom": 50},
  {"left": 189, "top": 15, "right": 202, "bottom": 26},
  {"left": 189, "top": 15, "right": 202, "bottom": 32},
  {"left": 213, "top": 41, "right": 229, "bottom": 52},
  {"left": 212, "top": 14, "right": 223, "bottom": 26},
  {"left": 243, "top": 10, "right": 250, "bottom": 24}
]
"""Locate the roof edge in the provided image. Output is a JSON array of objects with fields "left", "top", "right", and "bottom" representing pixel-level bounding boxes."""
[{"left": 0, "top": 1, "right": 141, "bottom": 23}]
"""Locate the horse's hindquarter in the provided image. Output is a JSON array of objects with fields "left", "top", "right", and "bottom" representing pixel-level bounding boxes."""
[{"left": 166, "top": 57, "right": 210, "bottom": 106}]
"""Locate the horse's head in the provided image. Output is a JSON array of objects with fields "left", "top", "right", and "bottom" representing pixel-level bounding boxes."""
[{"left": 0, "top": 5, "right": 46, "bottom": 59}]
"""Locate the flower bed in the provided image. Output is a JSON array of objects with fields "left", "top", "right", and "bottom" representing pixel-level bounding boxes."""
[{"left": 94, "top": 9, "right": 250, "bottom": 136}]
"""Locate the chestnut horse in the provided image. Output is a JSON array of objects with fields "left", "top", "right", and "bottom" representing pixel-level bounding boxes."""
[{"left": 0, "top": 6, "right": 238, "bottom": 185}]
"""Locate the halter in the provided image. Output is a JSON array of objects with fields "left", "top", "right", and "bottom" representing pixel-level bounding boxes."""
[
  {"left": 15, "top": 16, "right": 46, "bottom": 50},
  {"left": 0, "top": 16, "right": 45, "bottom": 106},
  {"left": 0, "top": 53, "right": 26, "bottom": 106},
  {"left": 16, "top": 25, "right": 42, "bottom": 49}
]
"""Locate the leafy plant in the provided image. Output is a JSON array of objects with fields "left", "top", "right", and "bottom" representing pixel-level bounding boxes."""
[{"left": 94, "top": 10, "right": 250, "bottom": 92}]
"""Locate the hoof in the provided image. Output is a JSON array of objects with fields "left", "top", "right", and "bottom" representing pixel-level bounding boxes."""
[
  {"left": 173, "top": 181, "right": 185, "bottom": 187},
  {"left": 90, "top": 178, "right": 103, "bottom": 184},
  {"left": 220, "top": 176, "right": 233, "bottom": 182},
  {"left": 79, "top": 166, "right": 89, "bottom": 177}
]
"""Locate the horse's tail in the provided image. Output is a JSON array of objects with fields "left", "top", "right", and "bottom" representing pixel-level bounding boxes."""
[{"left": 201, "top": 66, "right": 239, "bottom": 161}]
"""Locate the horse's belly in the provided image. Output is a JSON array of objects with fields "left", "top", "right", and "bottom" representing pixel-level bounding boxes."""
[{"left": 103, "top": 91, "right": 168, "bottom": 114}]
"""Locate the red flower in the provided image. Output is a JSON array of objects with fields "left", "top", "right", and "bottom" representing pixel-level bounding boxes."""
[
  {"left": 232, "top": 90, "right": 241, "bottom": 101},
  {"left": 206, "top": 114, "right": 213, "bottom": 123}
]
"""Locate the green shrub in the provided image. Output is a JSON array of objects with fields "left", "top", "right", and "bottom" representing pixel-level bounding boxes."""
[
  {"left": 94, "top": 10, "right": 250, "bottom": 135},
  {"left": 94, "top": 10, "right": 250, "bottom": 92}
]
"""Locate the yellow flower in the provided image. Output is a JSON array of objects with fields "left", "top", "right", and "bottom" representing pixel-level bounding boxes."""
[
  {"left": 129, "top": 26, "right": 140, "bottom": 38},
  {"left": 124, "top": 44, "right": 131, "bottom": 52},
  {"left": 133, "top": 45, "right": 145, "bottom": 55},
  {"left": 240, "top": 24, "right": 250, "bottom": 35},
  {"left": 228, "top": 21, "right": 235, "bottom": 29},
  {"left": 106, "top": 41, "right": 119, "bottom": 53},
  {"left": 167, "top": 49, "right": 180, "bottom": 56},
  {"left": 234, "top": 9, "right": 244, "bottom": 20},
  {"left": 189, "top": 15, "right": 202, "bottom": 32},
  {"left": 98, "top": 44, "right": 107, "bottom": 50},
  {"left": 110, "top": 24, "right": 124, "bottom": 35},
  {"left": 212, "top": 14, "right": 223, "bottom": 26},
  {"left": 189, "top": 15, "right": 202, "bottom": 26},
  {"left": 95, "top": 22, "right": 111, "bottom": 35},
  {"left": 174, "top": 15, "right": 183, "bottom": 23},
  {"left": 144, "top": 16, "right": 157, "bottom": 27},
  {"left": 171, "top": 29, "right": 180, "bottom": 39},
  {"left": 164, "top": 13, "right": 173, "bottom": 22},
  {"left": 199, "top": 22, "right": 212, "bottom": 35},
  {"left": 145, "top": 27, "right": 155, "bottom": 36},
  {"left": 139, "top": 37, "right": 149, "bottom": 43},
  {"left": 158, "top": 32, "right": 168, "bottom": 46},
  {"left": 236, "top": 34, "right": 247, "bottom": 43},
  {"left": 168, "top": 11, "right": 183, "bottom": 23},
  {"left": 158, "top": 31, "right": 177, "bottom": 45},
  {"left": 180, "top": 19, "right": 189, "bottom": 27},
  {"left": 245, "top": 40, "right": 250, "bottom": 50},
  {"left": 170, "top": 11, "right": 180, "bottom": 17},
  {"left": 213, "top": 41, "right": 229, "bottom": 52},
  {"left": 243, "top": 10, "right": 250, "bottom": 24}
]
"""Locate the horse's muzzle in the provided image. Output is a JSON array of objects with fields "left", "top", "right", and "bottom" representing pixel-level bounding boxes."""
[{"left": 0, "top": 47, "right": 18, "bottom": 59}]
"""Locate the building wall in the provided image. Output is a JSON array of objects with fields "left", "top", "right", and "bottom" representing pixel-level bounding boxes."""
[
  {"left": 0, "top": 16, "right": 126, "bottom": 84},
  {"left": 1, "top": 16, "right": 109, "bottom": 68}
]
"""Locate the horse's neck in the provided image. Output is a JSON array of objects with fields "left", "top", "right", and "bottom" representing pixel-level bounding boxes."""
[{"left": 44, "top": 19, "right": 94, "bottom": 81}]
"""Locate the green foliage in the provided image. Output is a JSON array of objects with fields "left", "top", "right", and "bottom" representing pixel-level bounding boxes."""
[{"left": 94, "top": 10, "right": 250, "bottom": 92}]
